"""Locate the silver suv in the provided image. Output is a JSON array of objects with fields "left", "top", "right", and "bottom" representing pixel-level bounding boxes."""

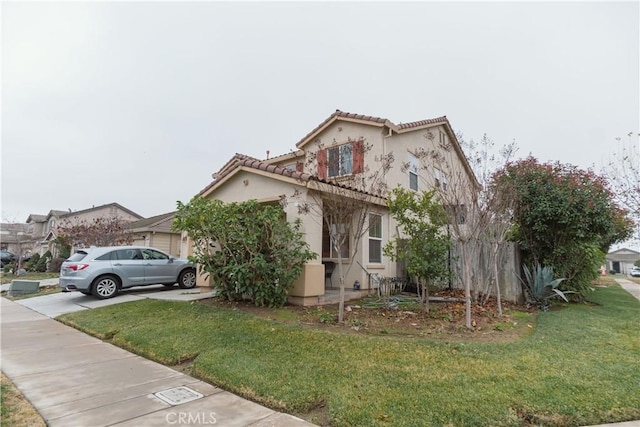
[{"left": 60, "top": 246, "right": 196, "bottom": 299}]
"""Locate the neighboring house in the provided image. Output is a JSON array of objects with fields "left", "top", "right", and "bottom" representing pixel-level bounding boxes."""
[
  {"left": 0, "top": 223, "right": 34, "bottom": 262},
  {"left": 128, "top": 212, "right": 182, "bottom": 257},
  {"left": 189, "top": 110, "right": 479, "bottom": 305},
  {"left": 605, "top": 248, "right": 640, "bottom": 274},
  {"left": 1, "top": 203, "right": 144, "bottom": 260},
  {"left": 42, "top": 203, "right": 143, "bottom": 256}
]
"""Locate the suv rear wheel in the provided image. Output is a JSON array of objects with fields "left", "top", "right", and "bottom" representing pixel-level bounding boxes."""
[
  {"left": 178, "top": 269, "right": 197, "bottom": 289},
  {"left": 92, "top": 275, "right": 119, "bottom": 299}
]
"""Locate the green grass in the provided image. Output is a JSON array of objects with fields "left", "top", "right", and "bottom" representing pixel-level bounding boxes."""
[
  {"left": 58, "top": 285, "right": 640, "bottom": 427},
  {"left": 0, "top": 272, "right": 58, "bottom": 285}
]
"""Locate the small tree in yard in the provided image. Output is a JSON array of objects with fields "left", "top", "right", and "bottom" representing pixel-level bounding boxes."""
[
  {"left": 289, "top": 138, "right": 394, "bottom": 323},
  {"left": 55, "top": 216, "right": 133, "bottom": 249},
  {"left": 410, "top": 132, "right": 517, "bottom": 326},
  {"left": 384, "top": 187, "right": 451, "bottom": 312},
  {"left": 173, "top": 197, "right": 316, "bottom": 308}
]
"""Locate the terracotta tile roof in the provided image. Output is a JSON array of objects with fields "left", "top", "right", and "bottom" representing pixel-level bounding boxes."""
[
  {"left": 295, "top": 110, "right": 454, "bottom": 148},
  {"left": 295, "top": 110, "right": 395, "bottom": 148},
  {"left": 199, "top": 154, "right": 311, "bottom": 196},
  {"left": 199, "top": 153, "right": 382, "bottom": 199},
  {"left": 263, "top": 150, "right": 304, "bottom": 163},
  {"left": 397, "top": 116, "right": 448, "bottom": 130}
]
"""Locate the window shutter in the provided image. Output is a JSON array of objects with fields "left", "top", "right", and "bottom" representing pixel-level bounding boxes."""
[
  {"left": 353, "top": 140, "right": 364, "bottom": 174},
  {"left": 296, "top": 161, "right": 304, "bottom": 173},
  {"left": 317, "top": 149, "right": 327, "bottom": 180}
]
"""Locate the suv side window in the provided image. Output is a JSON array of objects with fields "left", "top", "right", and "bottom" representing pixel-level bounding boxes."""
[
  {"left": 142, "top": 249, "right": 169, "bottom": 260},
  {"left": 96, "top": 251, "right": 116, "bottom": 261},
  {"left": 114, "top": 249, "right": 142, "bottom": 260}
]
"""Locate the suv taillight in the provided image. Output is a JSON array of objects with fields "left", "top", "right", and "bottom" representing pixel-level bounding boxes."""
[{"left": 67, "top": 264, "right": 89, "bottom": 271}]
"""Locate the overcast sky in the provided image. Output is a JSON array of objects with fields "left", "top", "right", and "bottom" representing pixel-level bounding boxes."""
[{"left": 2, "top": 1, "right": 639, "bottom": 223}]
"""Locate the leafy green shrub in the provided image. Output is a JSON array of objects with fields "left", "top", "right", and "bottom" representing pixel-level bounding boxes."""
[
  {"left": 552, "top": 242, "right": 603, "bottom": 298},
  {"left": 174, "top": 197, "right": 316, "bottom": 308},
  {"left": 58, "top": 244, "right": 71, "bottom": 260},
  {"left": 519, "top": 263, "right": 572, "bottom": 311},
  {"left": 26, "top": 253, "right": 41, "bottom": 271},
  {"left": 2, "top": 262, "right": 15, "bottom": 273},
  {"left": 36, "top": 250, "right": 52, "bottom": 273},
  {"left": 319, "top": 312, "right": 336, "bottom": 324},
  {"left": 48, "top": 257, "right": 65, "bottom": 273}
]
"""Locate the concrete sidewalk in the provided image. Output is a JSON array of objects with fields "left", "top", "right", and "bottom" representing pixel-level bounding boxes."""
[
  {"left": 1, "top": 297, "right": 316, "bottom": 426},
  {"left": 614, "top": 277, "right": 640, "bottom": 301}
]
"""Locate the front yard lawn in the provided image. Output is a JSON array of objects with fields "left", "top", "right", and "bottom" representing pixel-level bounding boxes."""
[{"left": 58, "top": 284, "right": 640, "bottom": 427}]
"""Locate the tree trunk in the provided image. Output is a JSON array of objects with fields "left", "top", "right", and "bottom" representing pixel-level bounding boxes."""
[
  {"left": 492, "top": 242, "right": 503, "bottom": 316},
  {"left": 460, "top": 243, "right": 472, "bottom": 328},
  {"left": 423, "top": 278, "right": 430, "bottom": 313},
  {"left": 337, "top": 253, "right": 346, "bottom": 324}
]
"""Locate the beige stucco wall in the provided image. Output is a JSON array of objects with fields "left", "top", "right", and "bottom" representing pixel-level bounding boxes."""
[
  {"left": 300, "top": 120, "right": 386, "bottom": 177},
  {"left": 61, "top": 206, "right": 140, "bottom": 225},
  {"left": 192, "top": 170, "right": 325, "bottom": 297}
]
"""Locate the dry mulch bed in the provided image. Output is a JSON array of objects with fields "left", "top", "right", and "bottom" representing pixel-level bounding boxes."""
[{"left": 199, "top": 289, "right": 536, "bottom": 342}]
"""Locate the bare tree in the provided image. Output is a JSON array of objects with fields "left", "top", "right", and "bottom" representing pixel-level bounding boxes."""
[
  {"left": 288, "top": 138, "right": 394, "bottom": 323},
  {"left": 412, "top": 131, "right": 517, "bottom": 327},
  {"left": 464, "top": 134, "right": 518, "bottom": 316},
  {"left": 604, "top": 132, "right": 640, "bottom": 240},
  {"left": 56, "top": 216, "right": 134, "bottom": 249}
]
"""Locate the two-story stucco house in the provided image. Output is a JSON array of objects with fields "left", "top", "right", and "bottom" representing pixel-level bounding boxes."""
[
  {"left": 34, "top": 203, "right": 143, "bottom": 257},
  {"left": 190, "top": 110, "right": 478, "bottom": 305}
]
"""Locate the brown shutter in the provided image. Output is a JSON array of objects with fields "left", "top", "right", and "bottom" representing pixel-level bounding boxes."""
[
  {"left": 353, "top": 140, "right": 364, "bottom": 174},
  {"left": 317, "top": 149, "right": 327, "bottom": 180}
]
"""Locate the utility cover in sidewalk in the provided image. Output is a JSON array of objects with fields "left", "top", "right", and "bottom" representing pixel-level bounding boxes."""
[{"left": 154, "top": 386, "right": 204, "bottom": 405}]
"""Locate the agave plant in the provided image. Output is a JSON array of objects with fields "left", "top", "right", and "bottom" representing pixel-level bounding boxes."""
[{"left": 519, "top": 264, "right": 571, "bottom": 311}]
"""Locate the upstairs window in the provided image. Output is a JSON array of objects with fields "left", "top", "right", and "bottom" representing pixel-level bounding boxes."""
[
  {"left": 368, "top": 214, "right": 382, "bottom": 263},
  {"left": 317, "top": 140, "right": 364, "bottom": 180},
  {"left": 435, "top": 168, "right": 447, "bottom": 191},
  {"left": 439, "top": 130, "right": 446, "bottom": 146},
  {"left": 408, "top": 153, "right": 419, "bottom": 191}
]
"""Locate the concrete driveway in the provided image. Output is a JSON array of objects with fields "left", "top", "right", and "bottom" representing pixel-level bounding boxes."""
[{"left": 13, "top": 284, "right": 216, "bottom": 318}]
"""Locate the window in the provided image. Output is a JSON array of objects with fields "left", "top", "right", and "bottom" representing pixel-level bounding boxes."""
[
  {"left": 435, "top": 168, "right": 447, "bottom": 191},
  {"left": 327, "top": 144, "right": 353, "bottom": 178},
  {"left": 446, "top": 204, "right": 467, "bottom": 224},
  {"left": 439, "top": 130, "right": 446, "bottom": 146},
  {"left": 317, "top": 140, "right": 364, "bottom": 179},
  {"left": 322, "top": 221, "right": 350, "bottom": 259},
  {"left": 408, "top": 153, "right": 419, "bottom": 191},
  {"left": 368, "top": 214, "right": 382, "bottom": 263}
]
